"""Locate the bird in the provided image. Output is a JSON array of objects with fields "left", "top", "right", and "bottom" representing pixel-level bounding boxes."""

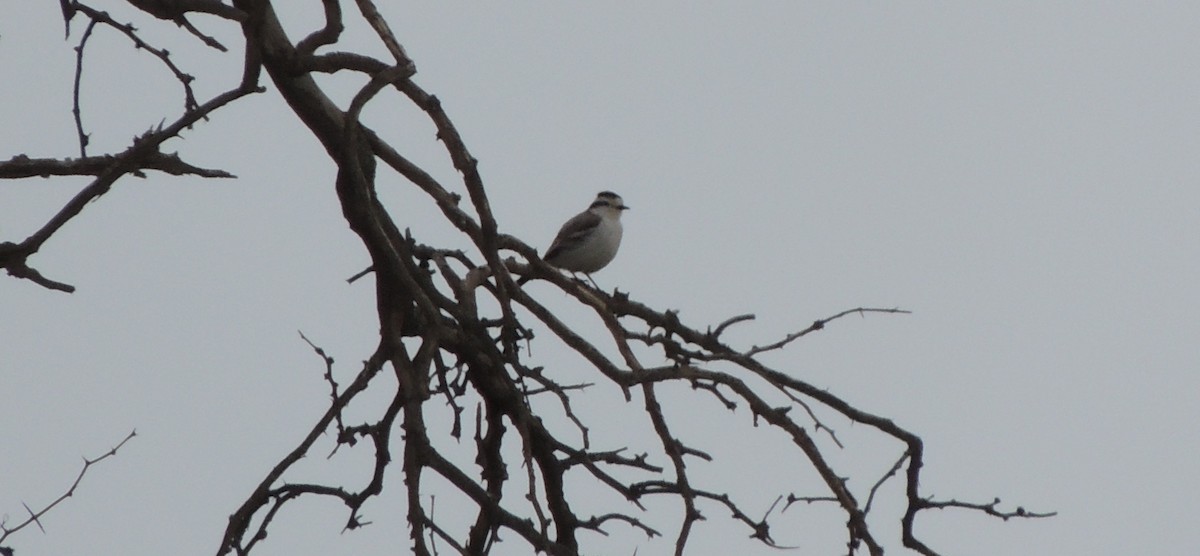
[{"left": 527, "top": 191, "right": 629, "bottom": 285}]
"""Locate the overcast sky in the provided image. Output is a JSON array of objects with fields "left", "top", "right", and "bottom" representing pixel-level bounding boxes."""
[{"left": 3, "top": 3, "right": 1198, "bottom": 555}]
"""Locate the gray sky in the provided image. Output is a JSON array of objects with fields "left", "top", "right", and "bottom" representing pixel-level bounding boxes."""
[{"left": 3, "top": 3, "right": 1198, "bottom": 555}]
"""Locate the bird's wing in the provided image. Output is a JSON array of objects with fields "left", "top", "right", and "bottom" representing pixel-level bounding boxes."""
[{"left": 544, "top": 210, "right": 601, "bottom": 261}]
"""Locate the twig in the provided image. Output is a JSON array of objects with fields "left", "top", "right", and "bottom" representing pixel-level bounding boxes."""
[
  {"left": 864, "top": 451, "right": 909, "bottom": 515},
  {"left": 71, "top": 4, "right": 200, "bottom": 111},
  {"left": 0, "top": 430, "right": 137, "bottom": 547},
  {"left": 921, "top": 497, "right": 1058, "bottom": 520},
  {"left": 747, "top": 307, "right": 912, "bottom": 356},
  {"left": 0, "top": 74, "right": 259, "bottom": 292},
  {"left": 71, "top": 19, "right": 97, "bottom": 157},
  {"left": 710, "top": 313, "right": 755, "bottom": 339},
  {"left": 0, "top": 153, "right": 235, "bottom": 180}
]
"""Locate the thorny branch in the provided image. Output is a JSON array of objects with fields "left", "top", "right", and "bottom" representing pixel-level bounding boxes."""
[
  {"left": 0, "top": 431, "right": 137, "bottom": 552},
  {"left": 0, "top": 1, "right": 259, "bottom": 292},
  {"left": 3, "top": 2, "right": 1053, "bottom": 556},
  {"left": 0, "top": 153, "right": 235, "bottom": 180}
]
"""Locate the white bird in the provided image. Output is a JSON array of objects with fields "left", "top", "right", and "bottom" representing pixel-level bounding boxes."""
[{"left": 533, "top": 191, "right": 629, "bottom": 284}]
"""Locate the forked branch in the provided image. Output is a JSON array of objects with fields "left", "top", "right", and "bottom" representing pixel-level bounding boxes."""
[{"left": 5, "top": 3, "right": 1053, "bottom": 555}]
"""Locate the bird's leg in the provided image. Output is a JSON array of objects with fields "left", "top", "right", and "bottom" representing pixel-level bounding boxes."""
[{"left": 583, "top": 273, "right": 601, "bottom": 290}]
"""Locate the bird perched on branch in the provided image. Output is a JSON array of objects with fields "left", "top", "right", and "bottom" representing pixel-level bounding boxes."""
[{"left": 526, "top": 191, "right": 629, "bottom": 285}]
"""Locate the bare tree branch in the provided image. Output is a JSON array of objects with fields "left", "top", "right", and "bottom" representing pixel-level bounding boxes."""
[
  {"left": 0, "top": 153, "right": 234, "bottom": 179},
  {"left": 0, "top": 1, "right": 260, "bottom": 292},
  {"left": 5, "top": 3, "right": 1053, "bottom": 555},
  {"left": 0, "top": 431, "right": 137, "bottom": 551}
]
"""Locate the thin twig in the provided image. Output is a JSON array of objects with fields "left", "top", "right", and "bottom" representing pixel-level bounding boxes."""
[
  {"left": 0, "top": 430, "right": 137, "bottom": 546},
  {"left": 747, "top": 307, "right": 912, "bottom": 356},
  {"left": 71, "top": 19, "right": 97, "bottom": 157}
]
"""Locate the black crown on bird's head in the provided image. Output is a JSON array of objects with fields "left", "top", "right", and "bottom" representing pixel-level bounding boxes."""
[{"left": 591, "top": 191, "right": 629, "bottom": 211}]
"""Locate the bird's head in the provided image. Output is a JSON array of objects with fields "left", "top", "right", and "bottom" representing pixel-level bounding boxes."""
[{"left": 591, "top": 191, "right": 630, "bottom": 218}]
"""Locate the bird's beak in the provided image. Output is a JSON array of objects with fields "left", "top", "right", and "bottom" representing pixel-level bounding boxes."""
[{"left": 619, "top": 205, "right": 630, "bottom": 210}]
